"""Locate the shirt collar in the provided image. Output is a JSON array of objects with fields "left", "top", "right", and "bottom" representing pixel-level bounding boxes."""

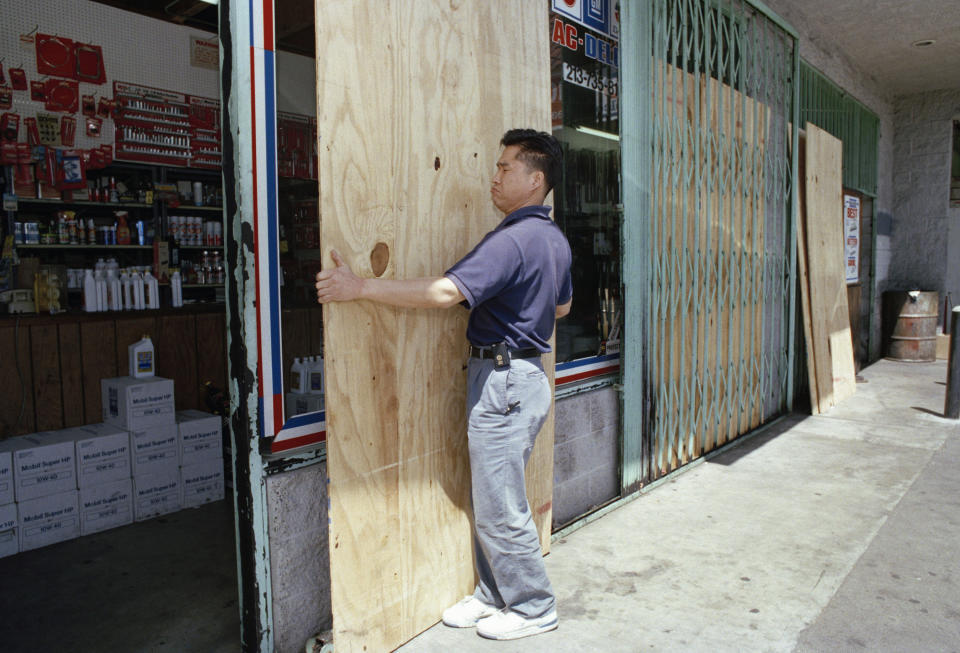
[{"left": 496, "top": 205, "right": 552, "bottom": 230}]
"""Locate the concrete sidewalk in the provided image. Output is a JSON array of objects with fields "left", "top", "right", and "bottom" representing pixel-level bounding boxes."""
[{"left": 399, "top": 359, "right": 960, "bottom": 652}]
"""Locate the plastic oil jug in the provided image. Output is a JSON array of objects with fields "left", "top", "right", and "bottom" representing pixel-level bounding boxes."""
[
  {"left": 308, "top": 356, "right": 324, "bottom": 395},
  {"left": 291, "top": 357, "right": 307, "bottom": 394},
  {"left": 128, "top": 335, "right": 155, "bottom": 378}
]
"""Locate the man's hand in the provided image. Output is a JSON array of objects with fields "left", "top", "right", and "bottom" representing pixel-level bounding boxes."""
[{"left": 316, "top": 250, "right": 364, "bottom": 303}]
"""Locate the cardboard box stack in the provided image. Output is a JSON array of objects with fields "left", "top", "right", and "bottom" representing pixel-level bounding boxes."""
[
  {"left": 101, "top": 376, "right": 181, "bottom": 521},
  {"left": 177, "top": 410, "right": 225, "bottom": 508},
  {"left": 0, "top": 430, "right": 79, "bottom": 553},
  {"left": 0, "top": 374, "right": 225, "bottom": 559},
  {"left": 0, "top": 450, "right": 15, "bottom": 558},
  {"left": 71, "top": 423, "right": 133, "bottom": 536}
]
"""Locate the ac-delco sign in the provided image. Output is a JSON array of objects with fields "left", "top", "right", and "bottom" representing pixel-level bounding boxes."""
[{"left": 551, "top": 16, "right": 619, "bottom": 68}]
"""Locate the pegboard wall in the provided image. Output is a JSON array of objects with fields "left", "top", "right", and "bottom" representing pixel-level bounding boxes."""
[{"left": 0, "top": 0, "right": 219, "bottom": 154}]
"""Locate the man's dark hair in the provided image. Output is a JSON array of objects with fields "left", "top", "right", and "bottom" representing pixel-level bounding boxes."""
[{"left": 500, "top": 128, "right": 563, "bottom": 194}]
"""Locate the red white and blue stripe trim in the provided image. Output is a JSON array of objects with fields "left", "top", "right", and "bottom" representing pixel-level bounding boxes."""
[
  {"left": 247, "top": 0, "right": 325, "bottom": 452},
  {"left": 555, "top": 353, "right": 621, "bottom": 386}
]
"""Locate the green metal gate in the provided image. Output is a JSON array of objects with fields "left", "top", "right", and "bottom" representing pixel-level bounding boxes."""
[{"left": 622, "top": 0, "right": 799, "bottom": 486}]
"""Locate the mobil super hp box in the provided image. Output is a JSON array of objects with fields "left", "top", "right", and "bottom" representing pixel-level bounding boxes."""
[
  {"left": 71, "top": 423, "right": 132, "bottom": 488},
  {"left": 1, "top": 431, "right": 76, "bottom": 501},
  {"left": 18, "top": 489, "right": 80, "bottom": 552},
  {"left": 180, "top": 457, "right": 225, "bottom": 509},
  {"left": 0, "top": 448, "right": 13, "bottom": 505},
  {"left": 80, "top": 478, "right": 133, "bottom": 536},
  {"left": 176, "top": 410, "right": 223, "bottom": 464},
  {"left": 102, "top": 376, "right": 175, "bottom": 431},
  {"left": 0, "top": 502, "right": 17, "bottom": 559},
  {"left": 133, "top": 469, "right": 180, "bottom": 521},
  {"left": 130, "top": 423, "right": 179, "bottom": 476}
]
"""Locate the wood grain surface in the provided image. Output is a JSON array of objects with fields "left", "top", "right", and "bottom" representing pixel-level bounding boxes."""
[
  {"left": 651, "top": 61, "right": 769, "bottom": 476},
  {"left": 316, "top": 2, "right": 552, "bottom": 651},
  {"left": 801, "top": 124, "right": 856, "bottom": 412}
]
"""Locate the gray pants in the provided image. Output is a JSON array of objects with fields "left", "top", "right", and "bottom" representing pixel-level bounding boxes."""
[{"left": 466, "top": 356, "right": 556, "bottom": 619}]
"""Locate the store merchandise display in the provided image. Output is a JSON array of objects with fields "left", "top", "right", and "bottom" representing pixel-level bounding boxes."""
[
  {"left": 286, "top": 354, "right": 326, "bottom": 419},
  {"left": 0, "top": 379, "right": 224, "bottom": 557}
]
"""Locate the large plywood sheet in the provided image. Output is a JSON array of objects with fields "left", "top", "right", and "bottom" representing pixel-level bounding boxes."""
[
  {"left": 802, "top": 124, "right": 856, "bottom": 412},
  {"left": 316, "top": 3, "right": 552, "bottom": 651},
  {"left": 651, "top": 60, "right": 769, "bottom": 475}
]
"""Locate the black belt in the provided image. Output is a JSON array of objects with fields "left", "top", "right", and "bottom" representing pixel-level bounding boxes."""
[{"left": 469, "top": 345, "right": 541, "bottom": 360}]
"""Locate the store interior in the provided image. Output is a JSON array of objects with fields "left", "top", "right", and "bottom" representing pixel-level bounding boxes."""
[{"left": 0, "top": 1, "right": 322, "bottom": 650}]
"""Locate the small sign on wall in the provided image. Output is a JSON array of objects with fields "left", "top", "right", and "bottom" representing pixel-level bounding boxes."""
[
  {"left": 844, "top": 194, "right": 860, "bottom": 284},
  {"left": 190, "top": 36, "right": 219, "bottom": 70}
]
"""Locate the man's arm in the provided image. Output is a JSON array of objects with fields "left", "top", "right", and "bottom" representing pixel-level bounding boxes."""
[
  {"left": 556, "top": 300, "right": 571, "bottom": 318},
  {"left": 315, "top": 250, "right": 465, "bottom": 309}
]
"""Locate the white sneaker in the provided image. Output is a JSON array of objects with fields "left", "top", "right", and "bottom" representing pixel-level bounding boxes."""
[
  {"left": 476, "top": 608, "right": 558, "bottom": 640},
  {"left": 441, "top": 596, "right": 498, "bottom": 628}
]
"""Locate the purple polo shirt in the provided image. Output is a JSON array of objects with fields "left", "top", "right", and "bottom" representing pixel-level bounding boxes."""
[{"left": 444, "top": 204, "right": 572, "bottom": 352}]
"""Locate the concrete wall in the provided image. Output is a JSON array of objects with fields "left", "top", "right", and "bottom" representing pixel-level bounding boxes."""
[
  {"left": 552, "top": 387, "right": 621, "bottom": 528},
  {"left": 891, "top": 90, "right": 960, "bottom": 313},
  {"left": 266, "top": 463, "right": 331, "bottom": 653}
]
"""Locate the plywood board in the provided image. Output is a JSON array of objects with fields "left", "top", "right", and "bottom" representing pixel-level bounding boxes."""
[
  {"left": 796, "top": 131, "right": 821, "bottom": 412},
  {"left": 316, "top": 3, "right": 552, "bottom": 651},
  {"left": 803, "top": 124, "right": 856, "bottom": 412},
  {"left": 651, "top": 60, "right": 770, "bottom": 474}
]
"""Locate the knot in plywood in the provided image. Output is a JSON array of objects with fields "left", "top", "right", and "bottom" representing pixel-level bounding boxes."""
[{"left": 370, "top": 242, "right": 390, "bottom": 277}]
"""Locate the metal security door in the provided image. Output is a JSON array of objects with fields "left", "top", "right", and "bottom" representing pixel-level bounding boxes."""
[{"left": 623, "top": 0, "right": 799, "bottom": 483}]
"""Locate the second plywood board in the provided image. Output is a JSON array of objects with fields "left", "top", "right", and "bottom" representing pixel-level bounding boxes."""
[
  {"left": 801, "top": 124, "right": 856, "bottom": 413},
  {"left": 316, "top": 2, "right": 554, "bottom": 652}
]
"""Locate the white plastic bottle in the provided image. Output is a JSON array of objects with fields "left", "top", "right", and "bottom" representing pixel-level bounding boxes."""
[
  {"left": 171, "top": 270, "right": 183, "bottom": 307},
  {"left": 106, "top": 269, "right": 122, "bottom": 311},
  {"left": 128, "top": 335, "right": 155, "bottom": 378},
  {"left": 95, "top": 273, "right": 107, "bottom": 311},
  {"left": 308, "top": 356, "right": 324, "bottom": 395},
  {"left": 132, "top": 272, "right": 145, "bottom": 310},
  {"left": 82, "top": 269, "right": 98, "bottom": 312},
  {"left": 143, "top": 271, "right": 160, "bottom": 309},
  {"left": 120, "top": 270, "right": 132, "bottom": 310},
  {"left": 291, "top": 357, "right": 306, "bottom": 394}
]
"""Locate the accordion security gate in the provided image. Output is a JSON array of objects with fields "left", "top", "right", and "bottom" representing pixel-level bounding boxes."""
[{"left": 622, "top": 0, "right": 799, "bottom": 485}]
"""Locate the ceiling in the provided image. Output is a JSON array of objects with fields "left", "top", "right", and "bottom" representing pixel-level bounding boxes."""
[
  {"left": 93, "top": 0, "right": 959, "bottom": 96},
  {"left": 769, "top": 0, "right": 960, "bottom": 96},
  {"left": 90, "top": 0, "right": 317, "bottom": 57}
]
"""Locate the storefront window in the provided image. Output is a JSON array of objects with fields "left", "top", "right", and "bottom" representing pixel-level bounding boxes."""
[{"left": 549, "top": 1, "right": 622, "bottom": 366}]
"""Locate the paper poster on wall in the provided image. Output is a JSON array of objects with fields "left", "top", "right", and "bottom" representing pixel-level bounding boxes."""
[
  {"left": 844, "top": 194, "right": 860, "bottom": 284},
  {"left": 190, "top": 36, "right": 219, "bottom": 70}
]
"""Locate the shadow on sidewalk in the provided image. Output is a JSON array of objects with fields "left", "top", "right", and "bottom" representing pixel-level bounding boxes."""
[{"left": 706, "top": 416, "right": 799, "bottom": 466}]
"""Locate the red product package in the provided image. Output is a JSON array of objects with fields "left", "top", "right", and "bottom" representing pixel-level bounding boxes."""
[
  {"left": 24, "top": 117, "right": 40, "bottom": 146},
  {"left": 36, "top": 33, "right": 75, "bottom": 78},
  {"left": 1, "top": 113, "right": 20, "bottom": 142},
  {"left": 97, "top": 96, "right": 116, "bottom": 118},
  {"left": 30, "top": 80, "right": 47, "bottom": 102},
  {"left": 61, "top": 115, "right": 77, "bottom": 147},
  {"left": 88, "top": 147, "right": 104, "bottom": 169},
  {"left": 0, "top": 142, "right": 17, "bottom": 165},
  {"left": 9, "top": 68, "right": 27, "bottom": 91},
  {"left": 99, "top": 144, "right": 113, "bottom": 165},
  {"left": 45, "top": 79, "right": 80, "bottom": 113},
  {"left": 15, "top": 143, "right": 34, "bottom": 184},
  {"left": 0, "top": 88, "right": 11, "bottom": 111}
]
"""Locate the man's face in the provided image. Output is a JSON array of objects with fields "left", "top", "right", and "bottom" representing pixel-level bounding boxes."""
[{"left": 490, "top": 145, "right": 544, "bottom": 215}]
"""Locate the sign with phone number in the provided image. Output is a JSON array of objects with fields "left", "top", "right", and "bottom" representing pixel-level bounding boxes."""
[{"left": 562, "top": 62, "right": 618, "bottom": 97}]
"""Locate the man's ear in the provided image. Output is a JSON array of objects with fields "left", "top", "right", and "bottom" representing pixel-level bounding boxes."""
[{"left": 531, "top": 169, "right": 545, "bottom": 192}]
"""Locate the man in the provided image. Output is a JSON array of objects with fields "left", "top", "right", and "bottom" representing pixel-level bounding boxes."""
[{"left": 315, "top": 129, "right": 572, "bottom": 641}]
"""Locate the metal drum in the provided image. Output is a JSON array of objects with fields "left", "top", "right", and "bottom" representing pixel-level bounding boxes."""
[{"left": 883, "top": 291, "right": 939, "bottom": 362}]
